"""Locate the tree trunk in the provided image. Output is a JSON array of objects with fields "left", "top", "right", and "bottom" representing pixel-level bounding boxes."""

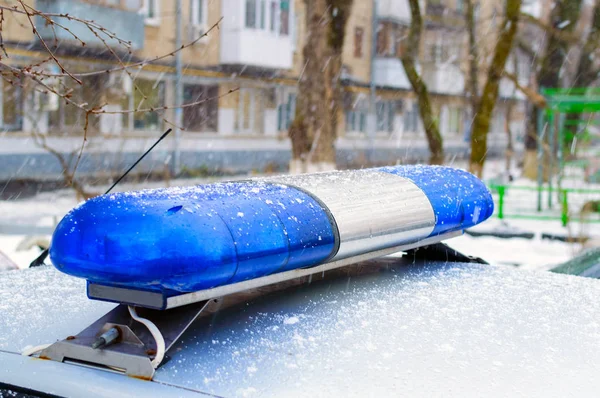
[
  {"left": 288, "top": 0, "right": 352, "bottom": 174},
  {"left": 469, "top": 0, "right": 521, "bottom": 178},
  {"left": 522, "top": 0, "right": 583, "bottom": 180},
  {"left": 465, "top": 0, "right": 479, "bottom": 116},
  {"left": 564, "top": 0, "right": 600, "bottom": 156},
  {"left": 402, "top": 0, "right": 444, "bottom": 165},
  {"left": 325, "top": 0, "right": 353, "bottom": 170},
  {"left": 505, "top": 99, "right": 514, "bottom": 179}
]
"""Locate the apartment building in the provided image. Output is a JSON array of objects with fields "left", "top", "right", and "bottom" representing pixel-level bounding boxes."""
[{"left": 0, "top": 0, "right": 524, "bottom": 180}]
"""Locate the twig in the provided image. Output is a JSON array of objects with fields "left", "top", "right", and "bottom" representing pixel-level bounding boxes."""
[
  {"left": 98, "top": 88, "right": 238, "bottom": 114},
  {"left": 17, "top": 0, "right": 82, "bottom": 85},
  {"left": 25, "top": 18, "right": 223, "bottom": 79},
  {"left": 0, "top": 9, "right": 8, "bottom": 59}
]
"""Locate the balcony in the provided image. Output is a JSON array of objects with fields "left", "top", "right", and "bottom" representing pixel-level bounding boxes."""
[
  {"left": 376, "top": 0, "right": 411, "bottom": 23},
  {"left": 373, "top": 57, "right": 412, "bottom": 90},
  {"left": 425, "top": 2, "right": 464, "bottom": 27},
  {"left": 35, "top": 0, "right": 145, "bottom": 50},
  {"left": 219, "top": 0, "right": 294, "bottom": 70},
  {"left": 421, "top": 63, "right": 464, "bottom": 95}
]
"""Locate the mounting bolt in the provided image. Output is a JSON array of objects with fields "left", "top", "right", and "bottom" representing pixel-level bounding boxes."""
[{"left": 92, "top": 327, "right": 120, "bottom": 350}]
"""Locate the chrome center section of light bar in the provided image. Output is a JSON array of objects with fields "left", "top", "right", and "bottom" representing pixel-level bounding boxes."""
[{"left": 264, "top": 170, "right": 436, "bottom": 260}]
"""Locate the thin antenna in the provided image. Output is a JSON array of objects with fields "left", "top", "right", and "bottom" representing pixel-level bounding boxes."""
[{"left": 30, "top": 128, "right": 173, "bottom": 268}]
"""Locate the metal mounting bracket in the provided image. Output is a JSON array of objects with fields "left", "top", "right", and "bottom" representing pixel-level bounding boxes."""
[{"left": 39, "top": 298, "right": 220, "bottom": 380}]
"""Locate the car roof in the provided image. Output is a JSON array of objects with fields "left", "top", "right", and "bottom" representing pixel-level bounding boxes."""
[{"left": 2, "top": 257, "right": 600, "bottom": 397}]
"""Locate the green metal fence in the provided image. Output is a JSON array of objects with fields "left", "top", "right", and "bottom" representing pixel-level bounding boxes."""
[{"left": 489, "top": 183, "right": 600, "bottom": 227}]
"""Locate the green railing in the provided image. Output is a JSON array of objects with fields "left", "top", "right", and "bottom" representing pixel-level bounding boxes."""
[{"left": 489, "top": 184, "right": 600, "bottom": 227}]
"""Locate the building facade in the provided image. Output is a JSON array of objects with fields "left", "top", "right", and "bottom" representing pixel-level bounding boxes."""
[{"left": 0, "top": 0, "right": 525, "bottom": 180}]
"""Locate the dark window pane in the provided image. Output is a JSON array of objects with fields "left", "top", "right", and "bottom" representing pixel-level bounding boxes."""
[
  {"left": 246, "top": 0, "right": 257, "bottom": 28},
  {"left": 354, "top": 27, "right": 364, "bottom": 58},
  {"left": 183, "top": 84, "right": 218, "bottom": 132},
  {"left": 280, "top": 0, "right": 289, "bottom": 34}
]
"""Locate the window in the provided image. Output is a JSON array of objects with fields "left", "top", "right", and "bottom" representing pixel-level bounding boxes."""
[
  {"left": 448, "top": 107, "right": 460, "bottom": 134},
  {"left": 376, "top": 101, "right": 394, "bottom": 133},
  {"left": 456, "top": 0, "right": 463, "bottom": 13},
  {"left": 280, "top": 0, "right": 290, "bottom": 35},
  {"left": 246, "top": 0, "right": 257, "bottom": 28},
  {"left": 247, "top": 0, "right": 290, "bottom": 33},
  {"left": 191, "top": 0, "right": 206, "bottom": 27},
  {"left": 183, "top": 84, "right": 218, "bottom": 132},
  {"left": 403, "top": 102, "right": 419, "bottom": 133},
  {"left": 354, "top": 27, "right": 364, "bottom": 58},
  {"left": 492, "top": 109, "right": 505, "bottom": 134},
  {"left": 133, "top": 79, "right": 164, "bottom": 131},
  {"left": 277, "top": 92, "right": 296, "bottom": 131},
  {"left": 247, "top": 0, "right": 274, "bottom": 31},
  {"left": 376, "top": 24, "right": 386, "bottom": 55},
  {"left": 270, "top": 0, "right": 277, "bottom": 31},
  {"left": 234, "top": 89, "right": 265, "bottom": 134},
  {"left": 141, "top": 0, "right": 159, "bottom": 25},
  {"left": 47, "top": 75, "right": 106, "bottom": 134},
  {"left": 345, "top": 98, "right": 367, "bottom": 134},
  {"left": 389, "top": 30, "right": 397, "bottom": 57},
  {"left": 1, "top": 77, "right": 22, "bottom": 131}
]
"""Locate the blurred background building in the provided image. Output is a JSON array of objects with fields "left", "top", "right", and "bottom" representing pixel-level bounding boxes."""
[{"left": 0, "top": 0, "right": 530, "bottom": 181}]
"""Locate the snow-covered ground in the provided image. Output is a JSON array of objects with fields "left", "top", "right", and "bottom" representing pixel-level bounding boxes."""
[{"left": 1, "top": 160, "right": 600, "bottom": 271}]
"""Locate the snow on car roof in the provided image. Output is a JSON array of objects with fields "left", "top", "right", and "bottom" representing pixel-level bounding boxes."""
[
  {"left": 154, "top": 260, "right": 600, "bottom": 397},
  {"left": 1, "top": 259, "right": 600, "bottom": 397},
  {"left": 0, "top": 267, "right": 114, "bottom": 354}
]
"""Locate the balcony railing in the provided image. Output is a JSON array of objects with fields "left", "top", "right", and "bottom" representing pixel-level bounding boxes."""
[
  {"left": 421, "top": 63, "right": 465, "bottom": 95},
  {"left": 425, "top": 2, "right": 464, "bottom": 27},
  {"left": 373, "top": 57, "right": 412, "bottom": 90},
  {"left": 219, "top": 0, "right": 294, "bottom": 69},
  {"left": 35, "top": 0, "right": 145, "bottom": 51},
  {"left": 376, "top": 0, "right": 411, "bottom": 23}
]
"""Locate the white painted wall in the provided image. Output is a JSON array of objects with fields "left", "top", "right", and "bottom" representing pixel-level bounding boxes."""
[
  {"left": 218, "top": 108, "right": 235, "bottom": 135},
  {"left": 220, "top": 0, "right": 293, "bottom": 69},
  {"left": 264, "top": 109, "right": 278, "bottom": 136}
]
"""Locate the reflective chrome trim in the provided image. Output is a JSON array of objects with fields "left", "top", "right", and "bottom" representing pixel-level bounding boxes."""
[{"left": 265, "top": 170, "right": 436, "bottom": 260}]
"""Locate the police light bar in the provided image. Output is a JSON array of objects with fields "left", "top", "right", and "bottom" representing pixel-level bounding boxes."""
[{"left": 49, "top": 165, "right": 493, "bottom": 309}]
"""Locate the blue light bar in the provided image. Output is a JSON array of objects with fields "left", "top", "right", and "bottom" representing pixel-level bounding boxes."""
[
  {"left": 379, "top": 165, "right": 494, "bottom": 237},
  {"left": 49, "top": 166, "right": 493, "bottom": 295}
]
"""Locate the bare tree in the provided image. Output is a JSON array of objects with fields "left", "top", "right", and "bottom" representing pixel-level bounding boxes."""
[
  {"left": 469, "top": 0, "right": 521, "bottom": 178},
  {"left": 288, "top": 0, "right": 353, "bottom": 173},
  {"left": 564, "top": 0, "right": 600, "bottom": 156},
  {"left": 464, "top": 0, "right": 479, "bottom": 118},
  {"left": 521, "top": 0, "right": 583, "bottom": 179},
  {"left": 401, "top": 0, "right": 443, "bottom": 165},
  {"left": 327, "top": 0, "right": 353, "bottom": 157},
  {"left": 0, "top": 3, "right": 235, "bottom": 193}
]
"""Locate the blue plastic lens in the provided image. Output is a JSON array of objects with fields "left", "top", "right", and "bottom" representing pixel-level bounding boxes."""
[
  {"left": 49, "top": 182, "right": 336, "bottom": 293},
  {"left": 50, "top": 166, "right": 493, "bottom": 296},
  {"left": 379, "top": 165, "right": 494, "bottom": 236}
]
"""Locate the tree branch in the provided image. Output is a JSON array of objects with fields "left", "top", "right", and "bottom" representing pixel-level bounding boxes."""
[
  {"left": 503, "top": 70, "right": 547, "bottom": 107},
  {"left": 17, "top": 0, "right": 82, "bottom": 85},
  {"left": 519, "top": 12, "right": 580, "bottom": 44}
]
